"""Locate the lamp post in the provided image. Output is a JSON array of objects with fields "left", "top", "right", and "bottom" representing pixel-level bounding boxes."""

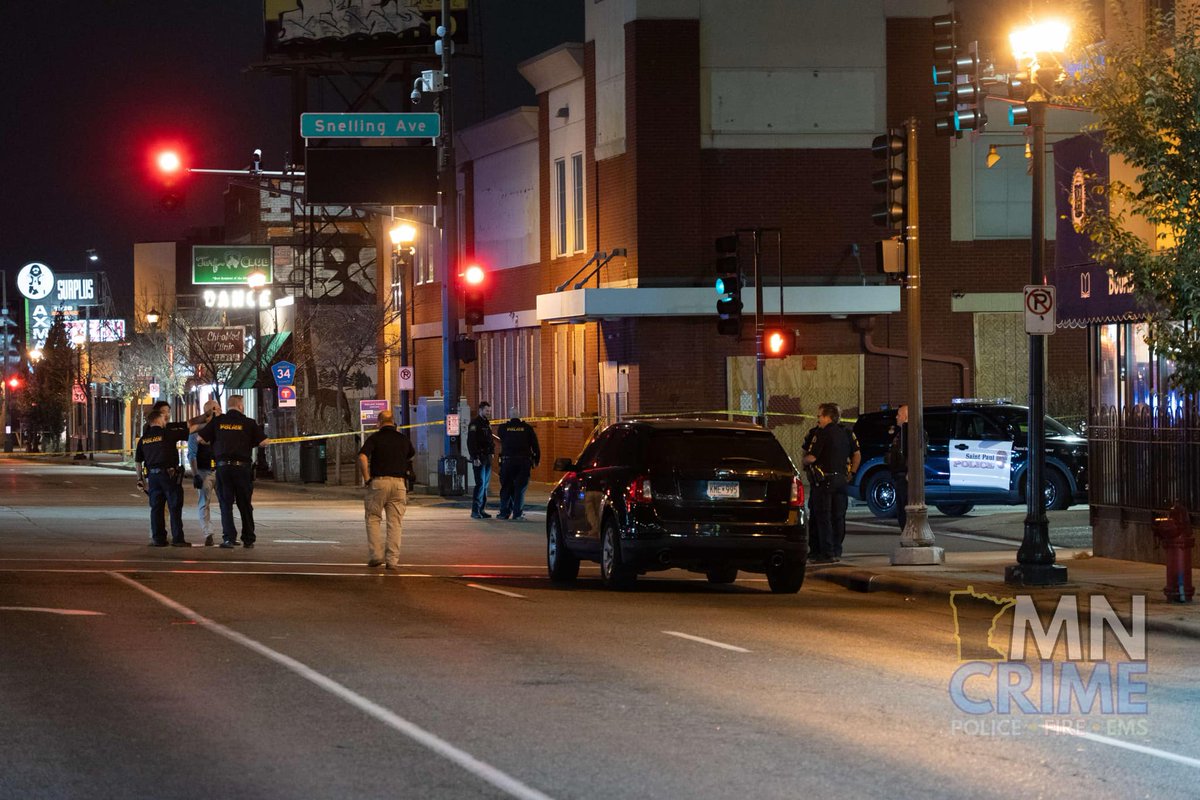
[
  {"left": 390, "top": 222, "right": 417, "bottom": 429},
  {"left": 247, "top": 270, "right": 272, "bottom": 479},
  {"left": 1005, "top": 20, "right": 1070, "bottom": 586}
]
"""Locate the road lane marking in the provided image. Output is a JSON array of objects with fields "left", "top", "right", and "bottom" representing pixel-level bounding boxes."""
[
  {"left": 662, "top": 631, "right": 750, "bottom": 653},
  {"left": 0, "top": 606, "right": 104, "bottom": 616},
  {"left": 108, "top": 572, "right": 556, "bottom": 800},
  {"left": 1043, "top": 723, "right": 1200, "bottom": 770},
  {"left": 466, "top": 583, "right": 526, "bottom": 599},
  {"left": 271, "top": 539, "right": 341, "bottom": 544}
]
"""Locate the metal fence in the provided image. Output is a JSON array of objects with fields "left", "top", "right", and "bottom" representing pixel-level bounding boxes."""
[{"left": 1089, "top": 405, "right": 1200, "bottom": 513}]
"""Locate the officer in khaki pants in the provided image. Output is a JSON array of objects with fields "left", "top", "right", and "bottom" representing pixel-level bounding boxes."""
[{"left": 357, "top": 410, "right": 416, "bottom": 569}]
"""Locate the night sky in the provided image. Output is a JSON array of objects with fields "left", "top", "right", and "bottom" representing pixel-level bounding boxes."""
[{"left": 1, "top": 1, "right": 582, "bottom": 331}]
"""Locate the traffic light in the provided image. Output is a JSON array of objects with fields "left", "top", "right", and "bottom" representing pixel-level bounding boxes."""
[
  {"left": 714, "top": 234, "right": 742, "bottom": 337},
  {"left": 149, "top": 144, "right": 189, "bottom": 211},
  {"left": 454, "top": 335, "right": 478, "bottom": 364},
  {"left": 462, "top": 263, "right": 486, "bottom": 326},
  {"left": 5, "top": 375, "right": 22, "bottom": 392},
  {"left": 763, "top": 328, "right": 795, "bottom": 358},
  {"left": 871, "top": 130, "right": 905, "bottom": 231},
  {"left": 932, "top": 13, "right": 986, "bottom": 136}
]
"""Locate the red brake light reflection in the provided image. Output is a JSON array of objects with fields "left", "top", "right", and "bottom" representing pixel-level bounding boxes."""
[
  {"left": 626, "top": 475, "right": 653, "bottom": 505},
  {"left": 789, "top": 476, "right": 804, "bottom": 507}
]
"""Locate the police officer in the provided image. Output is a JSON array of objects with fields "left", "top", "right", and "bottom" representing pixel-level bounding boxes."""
[
  {"left": 466, "top": 401, "right": 496, "bottom": 519},
  {"left": 135, "top": 405, "right": 199, "bottom": 547},
  {"left": 141, "top": 400, "right": 175, "bottom": 544},
  {"left": 887, "top": 404, "right": 910, "bottom": 532},
  {"left": 196, "top": 394, "right": 269, "bottom": 549},
  {"left": 188, "top": 399, "right": 221, "bottom": 546},
  {"left": 803, "top": 402, "right": 861, "bottom": 563},
  {"left": 357, "top": 410, "right": 416, "bottom": 568},
  {"left": 496, "top": 407, "right": 539, "bottom": 521}
]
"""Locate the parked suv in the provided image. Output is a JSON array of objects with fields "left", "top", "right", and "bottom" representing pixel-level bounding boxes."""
[
  {"left": 849, "top": 401, "right": 1088, "bottom": 518},
  {"left": 547, "top": 420, "right": 808, "bottom": 593}
]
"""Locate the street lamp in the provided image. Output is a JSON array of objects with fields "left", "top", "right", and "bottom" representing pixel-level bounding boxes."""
[
  {"left": 1005, "top": 19, "right": 1070, "bottom": 586},
  {"left": 146, "top": 308, "right": 160, "bottom": 329},
  {"left": 246, "top": 270, "right": 272, "bottom": 478},
  {"left": 389, "top": 222, "right": 417, "bottom": 428}
]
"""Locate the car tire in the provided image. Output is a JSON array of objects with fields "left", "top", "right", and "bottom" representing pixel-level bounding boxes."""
[
  {"left": 547, "top": 514, "right": 579, "bottom": 583},
  {"left": 705, "top": 566, "right": 738, "bottom": 584},
  {"left": 863, "top": 471, "right": 898, "bottom": 519},
  {"left": 766, "top": 559, "right": 805, "bottom": 594},
  {"left": 934, "top": 503, "right": 975, "bottom": 517},
  {"left": 600, "top": 517, "right": 636, "bottom": 590},
  {"left": 1044, "top": 469, "right": 1071, "bottom": 511}
]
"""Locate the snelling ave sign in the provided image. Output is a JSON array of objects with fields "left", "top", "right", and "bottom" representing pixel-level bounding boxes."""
[{"left": 300, "top": 112, "right": 441, "bottom": 139}]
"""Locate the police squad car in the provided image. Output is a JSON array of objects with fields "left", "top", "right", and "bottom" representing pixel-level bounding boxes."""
[{"left": 848, "top": 399, "right": 1088, "bottom": 518}]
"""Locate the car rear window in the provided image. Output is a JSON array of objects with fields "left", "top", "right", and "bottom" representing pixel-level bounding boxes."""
[{"left": 645, "top": 429, "right": 794, "bottom": 471}]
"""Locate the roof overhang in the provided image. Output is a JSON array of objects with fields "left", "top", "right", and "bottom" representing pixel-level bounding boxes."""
[{"left": 536, "top": 285, "right": 900, "bottom": 323}]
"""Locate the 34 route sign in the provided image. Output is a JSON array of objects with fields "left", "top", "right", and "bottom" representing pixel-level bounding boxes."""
[
  {"left": 271, "top": 361, "right": 296, "bottom": 387},
  {"left": 1024, "top": 285, "right": 1056, "bottom": 336}
]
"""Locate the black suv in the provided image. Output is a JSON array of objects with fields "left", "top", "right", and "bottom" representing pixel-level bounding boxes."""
[
  {"left": 547, "top": 420, "right": 807, "bottom": 592},
  {"left": 849, "top": 402, "right": 1088, "bottom": 518}
]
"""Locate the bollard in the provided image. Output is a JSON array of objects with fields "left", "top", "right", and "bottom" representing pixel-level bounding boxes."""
[{"left": 1153, "top": 502, "right": 1195, "bottom": 603}]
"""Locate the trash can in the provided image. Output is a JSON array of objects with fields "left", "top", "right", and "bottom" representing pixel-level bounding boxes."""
[
  {"left": 300, "top": 439, "right": 327, "bottom": 483},
  {"left": 438, "top": 455, "right": 468, "bottom": 497}
]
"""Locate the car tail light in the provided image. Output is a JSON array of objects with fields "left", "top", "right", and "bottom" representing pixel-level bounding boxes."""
[
  {"left": 626, "top": 475, "right": 653, "bottom": 505},
  {"left": 789, "top": 476, "right": 804, "bottom": 507}
]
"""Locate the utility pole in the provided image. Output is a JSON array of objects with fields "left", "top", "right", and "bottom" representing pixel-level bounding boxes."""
[
  {"left": 436, "top": 0, "right": 459, "bottom": 460},
  {"left": 891, "top": 118, "right": 945, "bottom": 566}
]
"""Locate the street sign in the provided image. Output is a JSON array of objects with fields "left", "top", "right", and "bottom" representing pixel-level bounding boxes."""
[
  {"left": 359, "top": 399, "right": 390, "bottom": 429},
  {"left": 300, "top": 112, "right": 441, "bottom": 139},
  {"left": 446, "top": 413, "right": 460, "bottom": 437},
  {"left": 277, "top": 385, "right": 297, "bottom": 408},
  {"left": 148, "top": 382, "right": 160, "bottom": 399},
  {"left": 72, "top": 383, "right": 87, "bottom": 404},
  {"left": 1024, "top": 285, "right": 1057, "bottom": 335},
  {"left": 17, "top": 262, "right": 54, "bottom": 300},
  {"left": 271, "top": 360, "right": 297, "bottom": 387},
  {"left": 397, "top": 365, "right": 414, "bottom": 391}
]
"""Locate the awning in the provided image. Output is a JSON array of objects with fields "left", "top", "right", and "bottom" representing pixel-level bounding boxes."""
[
  {"left": 1050, "top": 263, "right": 1150, "bottom": 327},
  {"left": 224, "top": 331, "right": 292, "bottom": 390}
]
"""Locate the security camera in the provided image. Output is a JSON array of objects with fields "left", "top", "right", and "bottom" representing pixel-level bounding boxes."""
[
  {"left": 411, "top": 88, "right": 422, "bottom": 104},
  {"left": 253, "top": 148, "right": 262, "bottom": 160}
]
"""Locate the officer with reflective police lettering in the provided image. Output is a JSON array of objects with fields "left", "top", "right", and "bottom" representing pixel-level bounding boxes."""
[
  {"left": 196, "top": 394, "right": 269, "bottom": 549},
  {"left": 496, "top": 407, "right": 539, "bottom": 521},
  {"left": 135, "top": 405, "right": 204, "bottom": 547}
]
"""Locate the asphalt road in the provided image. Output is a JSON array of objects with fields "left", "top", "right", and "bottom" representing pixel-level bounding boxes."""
[{"left": 2, "top": 458, "right": 1197, "bottom": 799}]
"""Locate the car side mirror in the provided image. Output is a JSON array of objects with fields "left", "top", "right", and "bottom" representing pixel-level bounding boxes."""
[{"left": 552, "top": 457, "right": 575, "bottom": 472}]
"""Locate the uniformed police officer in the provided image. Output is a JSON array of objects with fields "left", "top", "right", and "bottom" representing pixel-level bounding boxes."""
[
  {"left": 803, "top": 402, "right": 861, "bottom": 563},
  {"left": 135, "top": 405, "right": 199, "bottom": 547},
  {"left": 496, "top": 407, "right": 539, "bottom": 521},
  {"left": 196, "top": 394, "right": 269, "bottom": 549},
  {"left": 141, "top": 400, "right": 175, "bottom": 544},
  {"left": 466, "top": 401, "right": 496, "bottom": 519},
  {"left": 357, "top": 410, "right": 416, "bottom": 568}
]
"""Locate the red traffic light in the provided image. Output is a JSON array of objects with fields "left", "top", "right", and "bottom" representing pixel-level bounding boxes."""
[
  {"left": 763, "top": 328, "right": 795, "bottom": 358},
  {"left": 463, "top": 264, "right": 486, "bottom": 286},
  {"left": 6, "top": 375, "right": 21, "bottom": 390},
  {"left": 156, "top": 150, "right": 182, "bottom": 175}
]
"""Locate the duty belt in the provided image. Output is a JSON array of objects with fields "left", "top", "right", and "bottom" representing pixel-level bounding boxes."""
[{"left": 147, "top": 467, "right": 171, "bottom": 474}]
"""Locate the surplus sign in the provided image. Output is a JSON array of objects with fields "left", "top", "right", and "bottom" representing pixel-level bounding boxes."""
[{"left": 192, "top": 246, "right": 273, "bottom": 285}]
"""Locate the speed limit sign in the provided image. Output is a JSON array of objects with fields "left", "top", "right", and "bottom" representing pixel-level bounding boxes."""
[{"left": 398, "top": 365, "right": 414, "bottom": 391}]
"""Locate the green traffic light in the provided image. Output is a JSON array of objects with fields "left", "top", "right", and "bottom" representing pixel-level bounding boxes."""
[{"left": 715, "top": 278, "right": 727, "bottom": 295}]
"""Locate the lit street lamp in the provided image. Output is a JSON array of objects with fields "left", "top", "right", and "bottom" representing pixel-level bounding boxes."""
[
  {"left": 390, "top": 222, "right": 417, "bottom": 428},
  {"left": 1005, "top": 19, "right": 1070, "bottom": 586},
  {"left": 146, "top": 308, "right": 160, "bottom": 329}
]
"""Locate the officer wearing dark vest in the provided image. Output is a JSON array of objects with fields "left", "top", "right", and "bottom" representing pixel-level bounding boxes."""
[
  {"left": 196, "top": 394, "right": 269, "bottom": 549},
  {"left": 496, "top": 407, "right": 539, "bottom": 520},
  {"left": 803, "top": 402, "right": 861, "bottom": 563},
  {"left": 466, "top": 401, "right": 496, "bottom": 519},
  {"left": 135, "top": 405, "right": 199, "bottom": 547}
]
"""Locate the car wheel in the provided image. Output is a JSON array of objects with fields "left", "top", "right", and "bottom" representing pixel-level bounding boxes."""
[
  {"left": 600, "top": 517, "right": 636, "bottom": 590},
  {"left": 1044, "top": 470, "right": 1071, "bottom": 511},
  {"left": 863, "top": 471, "right": 898, "bottom": 519},
  {"left": 766, "top": 559, "right": 805, "bottom": 594},
  {"left": 546, "top": 514, "right": 579, "bottom": 582},
  {"left": 705, "top": 566, "right": 738, "bottom": 584},
  {"left": 934, "top": 503, "right": 975, "bottom": 517}
]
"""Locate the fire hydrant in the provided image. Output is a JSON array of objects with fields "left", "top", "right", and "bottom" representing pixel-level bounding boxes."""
[{"left": 1153, "top": 502, "right": 1195, "bottom": 603}]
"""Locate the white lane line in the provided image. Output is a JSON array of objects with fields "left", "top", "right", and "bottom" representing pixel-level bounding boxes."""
[
  {"left": 272, "top": 539, "right": 341, "bottom": 544},
  {"left": 662, "top": 631, "right": 750, "bottom": 653},
  {"left": 937, "top": 531, "right": 1021, "bottom": 547},
  {"left": 129, "top": 494, "right": 143, "bottom": 499},
  {"left": 1043, "top": 723, "right": 1200, "bottom": 770},
  {"left": 107, "top": 572, "right": 556, "bottom": 800},
  {"left": 0, "top": 606, "right": 105, "bottom": 616},
  {"left": 466, "top": 583, "right": 526, "bottom": 599}
]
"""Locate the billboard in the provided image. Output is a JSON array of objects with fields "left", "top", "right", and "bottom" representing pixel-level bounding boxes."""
[
  {"left": 304, "top": 147, "right": 438, "bottom": 205},
  {"left": 193, "top": 246, "right": 274, "bottom": 285},
  {"left": 64, "top": 319, "right": 126, "bottom": 345},
  {"left": 189, "top": 327, "right": 248, "bottom": 364},
  {"left": 264, "top": 0, "right": 469, "bottom": 58}
]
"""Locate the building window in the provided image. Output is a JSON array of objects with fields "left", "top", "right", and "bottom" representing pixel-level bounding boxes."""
[
  {"left": 572, "top": 153, "right": 585, "bottom": 253},
  {"left": 554, "top": 324, "right": 585, "bottom": 418},
  {"left": 555, "top": 158, "right": 567, "bottom": 257},
  {"left": 478, "top": 328, "right": 540, "bottom": 418}
]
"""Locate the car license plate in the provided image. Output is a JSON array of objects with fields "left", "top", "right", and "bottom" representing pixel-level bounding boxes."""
[{"left": 706, "top": 480, "right": 739, "bottom": 500}]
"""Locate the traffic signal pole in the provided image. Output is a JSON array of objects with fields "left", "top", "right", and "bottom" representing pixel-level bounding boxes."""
[
  {"left": 891, "top": 118, "right": 944, "bottom": 566},
  {"left": 435, "top": 0, "right": 460, "bottom": 459}
]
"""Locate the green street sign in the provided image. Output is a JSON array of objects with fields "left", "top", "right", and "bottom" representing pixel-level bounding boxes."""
[
  {"left": 300, "top": 112, "right": 441, "bottom": 139},
  {"left": 192, "top": 246, "right": 273, "bottom": 285}
]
